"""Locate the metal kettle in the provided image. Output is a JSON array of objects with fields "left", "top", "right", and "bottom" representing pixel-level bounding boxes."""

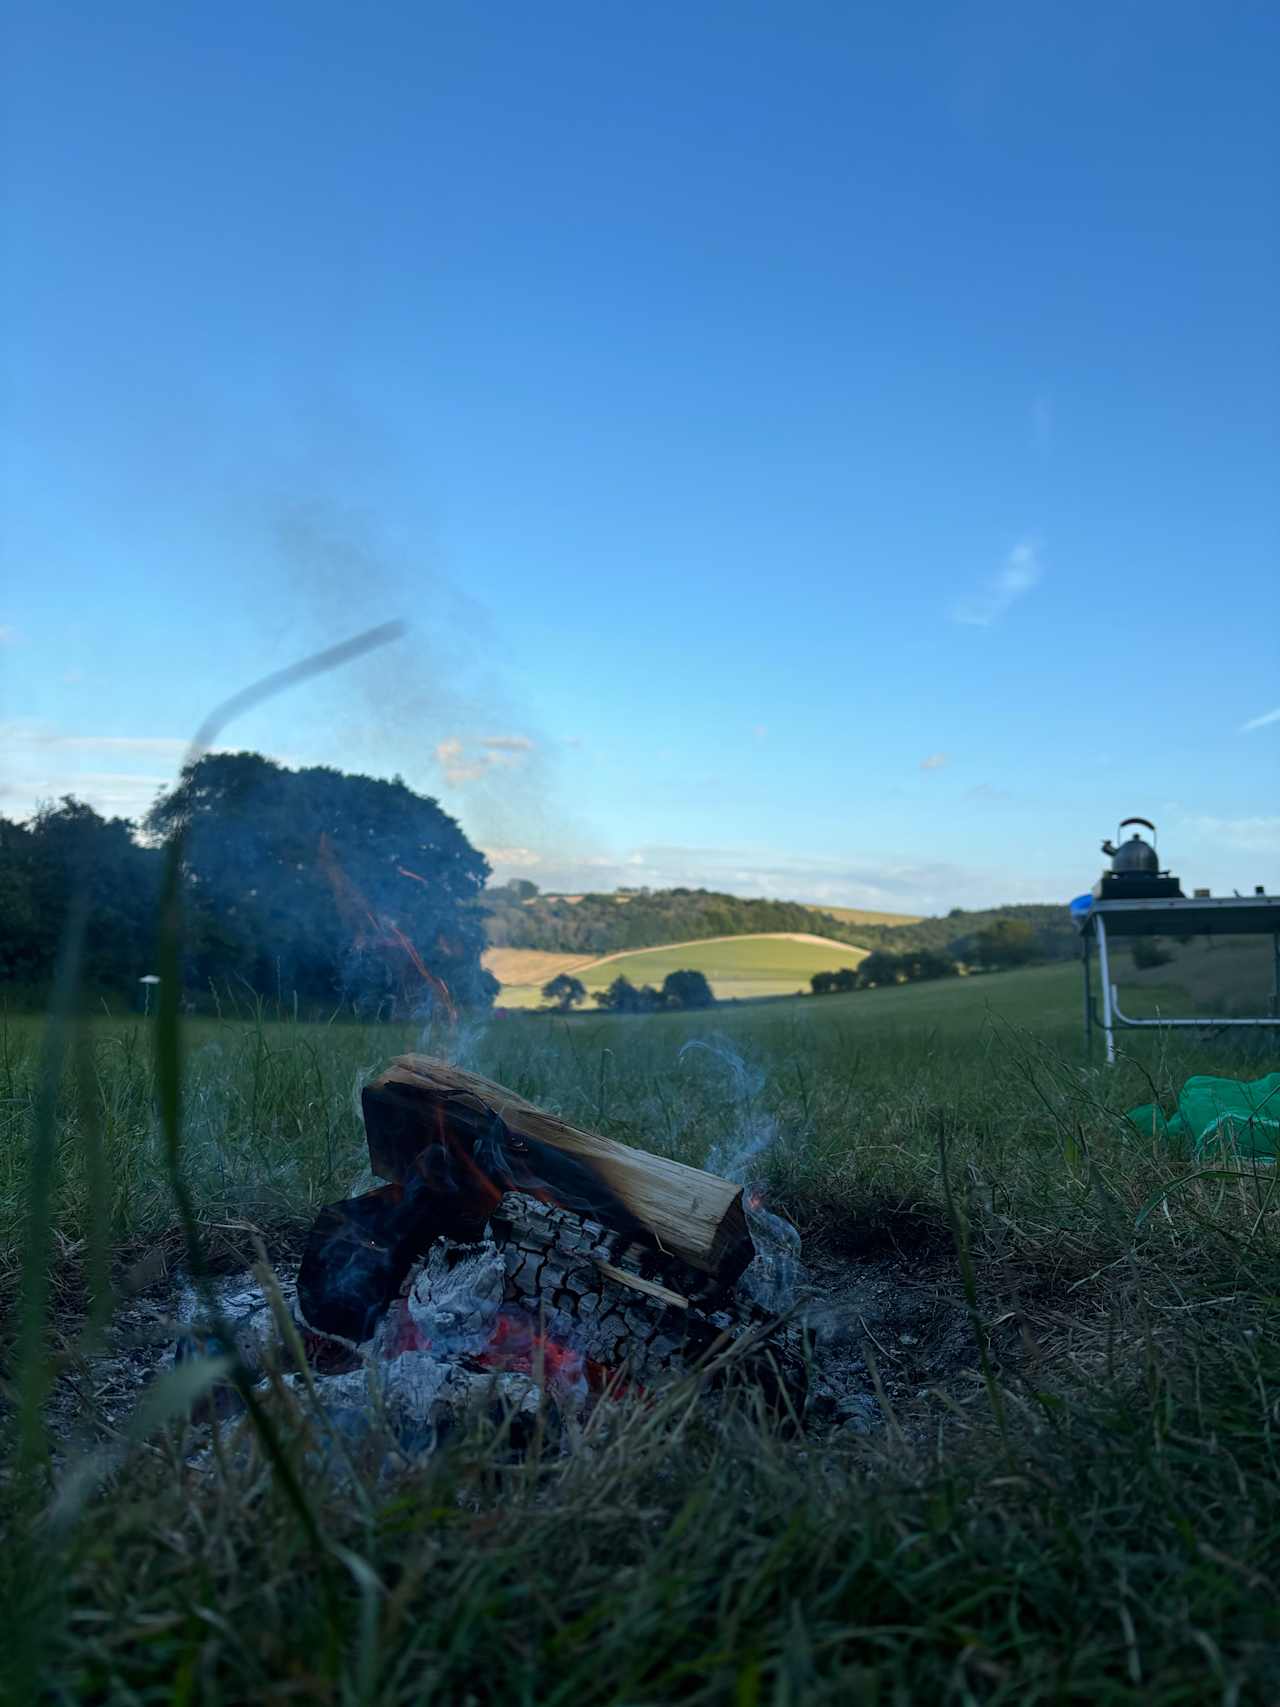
[{"left": 1101, "top": 817, "right": 1160, "bottom": 877}]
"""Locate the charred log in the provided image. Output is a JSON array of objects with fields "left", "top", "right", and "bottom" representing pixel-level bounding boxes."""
[{"left": 362, "top": 1056, "right": 754, "bottom": 1298}]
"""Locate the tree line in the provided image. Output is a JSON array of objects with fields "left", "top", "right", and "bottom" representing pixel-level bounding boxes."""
[
  {"left": 485, "top": 882, "right": 837, "bottom": 955},
  {"left": 540, "top": 968, "right": 716, "bottom": 1014},
  {"left": 1, "top": 754, "right": 496, "bottom": 1014},
  {"left": 809, "top": 918, "right": 1039, "bottom": 995}
]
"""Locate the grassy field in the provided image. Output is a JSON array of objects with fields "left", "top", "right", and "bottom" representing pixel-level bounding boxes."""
[
  {"left": 494, "top": 931, "right": 870, "bottom": 1007},
  {"left": 803, "top": 902, "right": 923, "bottom": 926},
  {"left": 1125, "top": 933, "right": 1276, "bottom": 1017},
  {"left": 3, "top": 963, "right": 1280, "bottom": 1701},
  {"left": 481, "top": 946, "right": 599, "bottom": 987}
]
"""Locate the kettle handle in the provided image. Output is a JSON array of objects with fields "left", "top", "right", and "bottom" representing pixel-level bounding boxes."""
[{"left": 1118, "top": 817, "right": 1156, "bottom": 835}]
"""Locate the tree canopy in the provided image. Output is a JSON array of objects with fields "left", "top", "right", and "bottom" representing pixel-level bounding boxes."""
[
  {"left": 661, "top": 968, "right": 715, "bottom": 1009},
  {"left": 146, "top": 752, "right": 496, "bottom": 1014},
  {"left": 541, "top": 973, "right": 587, "bottom": 1011},
  {"left": 0, "top": 754, "right": 498, "bottom": 1013},
  {"left": 593, "top": 970, "right": 717, "bottom": 1013},
  {"left": 972, "top": 918, "right": 1037, "bottom": 969},
  {"left": 0, "top": 799, "right": 162, "bottom": 995},
  {"left": 810, "top": 948, "right": 960, "bottom": 996}
]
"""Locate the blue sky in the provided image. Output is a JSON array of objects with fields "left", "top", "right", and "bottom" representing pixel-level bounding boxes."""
[{"left": 3, "top": 1, "right": 1277, "bottom": 912}]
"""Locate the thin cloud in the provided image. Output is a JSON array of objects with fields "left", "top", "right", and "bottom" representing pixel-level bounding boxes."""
[
  {"left": 483, "top": 845, "right": 543, "bottom": 869},
  {"left": 920, "top": 752, "right": 949, "bottom": 772},
  {"left": 504, "top": 843, "right": 1078, "bottom": 913},
  {"left": 0, "top": 626, "right": 18, "bottom": 646},
  {"left": 1240, "top": 706, "right": 1280, "bottom": 734},
  {"left": 479, "top": 735, "right": 536, "bottom": 752},
  {"left": 1183, "top": 815, "right": 1280, "bottom": 854},
  {"left": 435, "top": 734, "right": 535, "bottom": 785},
  {"left": 952, "top": 540, "right": 1042, "bottom": 627},
  {"left": 0, "top": 722, "right": 254, "bottom": 824},
  {"left": 21, "top": 733, "right": 189, "bottom": 754},
  {"left": 7, "top": 772, "right": 173, "bottom": 821}
]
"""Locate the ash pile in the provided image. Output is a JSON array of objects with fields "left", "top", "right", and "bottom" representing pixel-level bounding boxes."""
[{"left": 182, "top": 1056, "right": 826, "bottom": 1458}]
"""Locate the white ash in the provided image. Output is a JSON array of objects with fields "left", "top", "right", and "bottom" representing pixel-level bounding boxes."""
[{"left": 376, "top": 1241, "right": 508, "bottom": 1358}]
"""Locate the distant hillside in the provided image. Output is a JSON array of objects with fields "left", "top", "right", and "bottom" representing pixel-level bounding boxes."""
[
  {"left": 482, "top": 886, "right": 848, "bottom": 955},
  {"left": 486, "top": 932, "right": 868, "bottom": 1008},
  {"left": 481, "top": 884, "right": 1080, "bottom": 965},
  {"left": 838, "top": 903, "right": 1080, "bottom": 963}
]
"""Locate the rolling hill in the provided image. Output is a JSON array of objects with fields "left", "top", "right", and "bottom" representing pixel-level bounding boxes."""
[
  {"left": 485, "top": 932, "right": 868, "bottom": 1008},
  {"left": 482, "top": 884, "right": 1078, "bottom": 966},
  {"left": 801, "top": 903, "right": 923, "bottom": 927}
]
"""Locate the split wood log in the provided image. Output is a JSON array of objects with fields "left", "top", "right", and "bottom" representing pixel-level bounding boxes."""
[{"left": 362, "top": 1055, "right": 754, "bottom": 1295}]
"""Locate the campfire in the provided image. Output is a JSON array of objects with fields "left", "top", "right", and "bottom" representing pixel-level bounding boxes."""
[{"left": 182, "top": 1056, "right": 809, "bottom": 1454}]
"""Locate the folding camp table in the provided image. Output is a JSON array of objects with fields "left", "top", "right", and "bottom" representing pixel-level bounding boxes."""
[{"left": 1078, "top": 894, "right": 1280, "bottom": 1062}]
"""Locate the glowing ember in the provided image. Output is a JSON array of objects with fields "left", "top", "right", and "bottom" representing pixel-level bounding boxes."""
[{"left": 475, "top": 1312, "right": 587, "bottom": 1390}]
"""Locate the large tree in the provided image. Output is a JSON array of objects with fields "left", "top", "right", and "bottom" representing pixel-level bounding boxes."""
[
  {"left": 147, "top": 752, "right": 496, "bottom": 1013},
  {"left": 661, "top": 969, "right": 715, "bottom": 1010},
  {"left": 0, "top": 799, "right": 161, "bottom": 994},
  {"left": 541, "top": 973, "right": 587, "bottom": 1012}
]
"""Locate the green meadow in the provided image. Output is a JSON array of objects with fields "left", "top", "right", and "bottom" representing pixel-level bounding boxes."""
[
  {"left": 495, "top": 930, "right": 871, "bottom": 1006},
  {"left": 3, "top": 953, "right": 1279, "bottom": 1702}
]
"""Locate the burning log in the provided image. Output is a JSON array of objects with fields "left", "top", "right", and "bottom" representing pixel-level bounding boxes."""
[
  {"left": 362, "top": 1055, "right": 755, "bottom": 1297},
  {"left": 491, "top": 1194, "right": 737, "bottom": 1381},
  {"left": 297, "top": 1055, "right": 756, "bottom": 1343}
]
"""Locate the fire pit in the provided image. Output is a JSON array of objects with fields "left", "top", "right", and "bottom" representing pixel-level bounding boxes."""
[{"left": 180, "top": 1056, "right": 811, "bottom": 1456}]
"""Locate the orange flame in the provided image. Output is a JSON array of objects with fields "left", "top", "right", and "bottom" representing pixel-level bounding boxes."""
[{"left": 318, "top": 835, "right": 456, "bottom": 1023}]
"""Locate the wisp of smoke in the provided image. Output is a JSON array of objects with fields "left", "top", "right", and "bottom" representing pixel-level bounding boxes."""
[{"left": 678, "top": 1037, "right": 804, "bottom": 1311}]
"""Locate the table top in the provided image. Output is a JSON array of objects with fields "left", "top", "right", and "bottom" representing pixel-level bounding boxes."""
[{"left": 1082, "top": 895, "right": 1280, "bottom": 937}]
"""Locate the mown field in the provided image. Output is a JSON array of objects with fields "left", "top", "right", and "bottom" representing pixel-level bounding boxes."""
[
  {"left": 3, "top": 960, "right": 1279, "bottom": 1702},
  {"left": 490, "top": 931, "right": 870, "bottom": 1007},
  {"left": 1125, "top": 933, "right": 1276, "bottom": 1017},
  {"left": 802, "top": 902, "right": 923, "bottom": 927}
]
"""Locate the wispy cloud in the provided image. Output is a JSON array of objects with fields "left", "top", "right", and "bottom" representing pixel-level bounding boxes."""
[
  {"left": 12, "top": 732, "right": 190, "bottom": 755},
  {"left": 479, "top": 735, "right": 535, "bottom": 753},
  {"left": 0, "top": 721, "right": 247, "bottom": 823},
  {"left": 1183, "top": 816, "right": 1280, "bottom": 854},
  {"left": 952, "top": 539, "right": 1042, "bottom": 627},
  {"left": 1, "top": 771, "right": 174, "bottom": 820},
  {"left": 0, "top": 626, "right": 17, "bottom": 646},
  {"left": 485, "top": 842, "right": 1081, "bottom": 913},
  {"left": 434, "top": 734, "right": 536, "bottom": 785},
  {"left": 1240, "top": 706, "right": 1280, "bottom": 734},
  {"left": 920, "top": 752, "right": 949, "bottom": 772},
  {"left": 483, "top": 845, "right": 543, "bottom": 869}
]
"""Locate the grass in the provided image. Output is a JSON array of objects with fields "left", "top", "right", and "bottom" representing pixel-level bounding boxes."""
[
  {"left": 3, "top": 969, "right": 1280, "bottom": 1701},
  {"left": 495, "top": 931, "right": 871, "bottom": 1007},
  {"left": 802, "top": 902, "right": 923, "bottom": 926},
  {"left": 1125, "top": 934, "right": 1277, "bottom": 1018}
]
